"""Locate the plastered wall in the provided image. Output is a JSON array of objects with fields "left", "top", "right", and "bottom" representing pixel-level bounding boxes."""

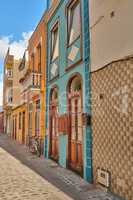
[{"left": 90, "top": 0, "right": 133, "bottom": 71}]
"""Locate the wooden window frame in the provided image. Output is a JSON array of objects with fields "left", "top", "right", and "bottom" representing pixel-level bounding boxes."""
[
  {"left": 7, "top": 69, "right": 13, "bottom": 77},
  {"left": 36, "top": 99, "right": 41, "bottom": 110},
  {"left": 37, "top": 44, "right": 41, "bottom": 73},
  {"left": 28, "top": 111, "right": 32, "bottom": 130},
  {"left": 66, "top": 0, "right": 81, "bottom": 47},
  {"left": 31, "top": 53, "right": 35, "bottom": 72},
  {"left": 35, "top": 99, "right": 40, "bottom": 136},
  {"left": 19, "top": 112, "right": 22, "bottom": 130},
  {"left": 50, "top": 20, "right": 59, "bottom": 63},
  {"left": 19, "top": 52, "right": 26, "bottom": 71}
]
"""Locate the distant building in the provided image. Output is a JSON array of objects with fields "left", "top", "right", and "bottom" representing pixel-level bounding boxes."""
[{"left": 3, "top": 49, "right": 14, "bottom": 136}]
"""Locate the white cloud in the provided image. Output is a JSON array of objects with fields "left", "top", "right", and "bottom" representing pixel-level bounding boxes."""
[
  {"left": 0, "top": 36, "right": 11, "bottom": 59},
  {"left": 0, "top": 31, "right": 33, "bottom": 106},
  {"left": 0, "top": 31, "right": 33, "bottom": 59}
]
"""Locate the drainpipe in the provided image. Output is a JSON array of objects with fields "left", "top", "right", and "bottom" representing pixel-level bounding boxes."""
[{"left": 82, "top": 0, "right": 93, "bottom": 183}]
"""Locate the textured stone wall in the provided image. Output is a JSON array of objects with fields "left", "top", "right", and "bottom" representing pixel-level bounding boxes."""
[{"left": 91, "top": 57, "right": 133, "bottom": 200}]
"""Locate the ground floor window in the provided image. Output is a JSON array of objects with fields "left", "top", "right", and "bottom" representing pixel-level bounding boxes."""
[{"left": 35, "top": 100, "right": 40, "bottom": 136}]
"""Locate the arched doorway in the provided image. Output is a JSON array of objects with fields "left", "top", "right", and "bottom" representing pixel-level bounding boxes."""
[
  {"left": 49, "top": 86, "right": 59, "bottom": 161},
  {"left": 67, "top": 75, "right": 83, "bottom": 175}
]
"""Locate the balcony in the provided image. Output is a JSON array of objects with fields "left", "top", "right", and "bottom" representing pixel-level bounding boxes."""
[
  {"left": 20, "top": 71, "right": 41, "bottom": 104},
  {"left": 32, "top": 72, "right": 41, "bottom": 89},
  {"left": 20, "top": 71, "right": 41, "bottom": 91}
]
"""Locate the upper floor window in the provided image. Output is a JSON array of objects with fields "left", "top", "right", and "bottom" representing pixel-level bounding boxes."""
[
  {"left": 51, "top": 22, "right": 59, "bottom": 62},
  {"left": 31, "top": 53, "right": 34, "bottom": 72},
  {"left": 19, "top": 52, "right": 26, "bottom": 71},
  {"left": 7, "top": 88, "right": 13, "bottom": 103},
  {"left": 37, "top": 44, "right": 41, "bottom": 73},
  {"left": 67, "top": 0, "right": 81, "bottom": 45},
  {"left": 36, "top": 99, "right": 40, "bottom": 110},
  {"left": 6, "top": 69, "right": 13, "bottom": 78},
  {"left": 19, "top": 112, "right": 22, "bottom": 129},
  {"left": 8, "top": 96, "right": 13, "bottom": 103}
]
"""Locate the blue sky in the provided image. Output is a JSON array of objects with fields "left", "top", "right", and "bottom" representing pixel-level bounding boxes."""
[
  {"left": 0, "top": 0, "right": 46, "bottom": 40},
  {"left": 0, "top": 0, "right": 47, "bottom": 105}
]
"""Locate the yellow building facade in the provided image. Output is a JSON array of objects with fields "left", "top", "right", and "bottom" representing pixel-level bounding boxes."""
[
  {"left": 16, "top": 15, "right": 47, "bottom": 153},
  {"left": 27, "top": 15, "right": 47, "bottom": 140}
]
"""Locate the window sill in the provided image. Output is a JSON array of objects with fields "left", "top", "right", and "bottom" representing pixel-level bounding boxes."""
[
  {"left": 49, "top": 74, "right": 59, "bottom": 83},
  {"left": 66, "top": 35, "right": 81, "bottom": 49},
  {"left": 65, "top": 58, "right": 82, "bottom": 72},
  {"left": 50, "top": 57, "right": 59, "bottom": 65}
]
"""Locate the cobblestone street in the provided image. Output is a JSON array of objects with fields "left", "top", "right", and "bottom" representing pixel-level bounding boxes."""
[
  {"left": 0, "top": 134, "right": 123, "bottom": 200},
  {"left": 0, "top": 145, "right": 73, "bottom": 200}
]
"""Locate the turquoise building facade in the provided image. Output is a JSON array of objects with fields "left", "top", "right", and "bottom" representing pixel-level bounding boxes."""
[{"left": 44, "top": 0, "right": 92, "bottom": 182}]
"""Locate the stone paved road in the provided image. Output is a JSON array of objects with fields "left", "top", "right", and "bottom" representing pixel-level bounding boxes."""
[
  {"left": 0, "top": 134, "right": 123, "bottom": 200},
  {"left": 0, "top": 147, "right": 73, "bottom": 200}
]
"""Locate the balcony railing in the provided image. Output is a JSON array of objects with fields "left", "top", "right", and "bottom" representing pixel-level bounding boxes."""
[
  {"left": 32, "top": 73, "right": 41, "bottom": 88},
  {"left": 21, "top": 72, "right": 41, "bottom": 92}
]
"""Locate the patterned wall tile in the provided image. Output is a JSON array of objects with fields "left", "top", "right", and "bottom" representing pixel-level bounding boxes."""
[{"left": 91, "top": 58, "right": 133, "bottom": 200}]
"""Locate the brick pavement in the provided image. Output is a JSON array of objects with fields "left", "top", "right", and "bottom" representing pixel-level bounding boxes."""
[{"left": 0, "top": 134, "right": 124, "bottom": 200}]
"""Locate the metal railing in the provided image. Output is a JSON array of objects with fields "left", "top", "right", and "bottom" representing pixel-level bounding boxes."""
[{"left": 22, "top": 72, "right": 41, "bottom": 91}]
